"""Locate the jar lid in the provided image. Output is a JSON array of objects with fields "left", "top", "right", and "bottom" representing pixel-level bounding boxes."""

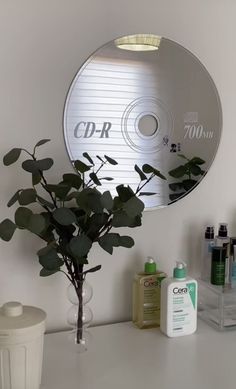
[{"left": 0, "top": 302, "right": 46, "bottom": 332}]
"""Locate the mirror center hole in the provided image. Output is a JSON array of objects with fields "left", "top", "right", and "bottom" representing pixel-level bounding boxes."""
[{"left": 138, "top": 114, "right": 158, "bottom": 136}]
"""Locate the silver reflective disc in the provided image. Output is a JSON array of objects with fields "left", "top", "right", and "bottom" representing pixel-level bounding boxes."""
[{"left": 63, "top": 34, "right": 222, "bottom": 209}]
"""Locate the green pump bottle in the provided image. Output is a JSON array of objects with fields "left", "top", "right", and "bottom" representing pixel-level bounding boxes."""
[{"left": 132, "top": 257, "right": 166, "bottom": 328}]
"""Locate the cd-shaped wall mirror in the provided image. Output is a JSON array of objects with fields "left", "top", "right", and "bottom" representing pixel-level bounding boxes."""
[{"left": 63, "top": 34, "right": 222, "bottom": 209}]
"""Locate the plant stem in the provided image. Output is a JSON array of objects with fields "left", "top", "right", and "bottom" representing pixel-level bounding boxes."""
[
  {"left": 87, "top": 161, "right": 106, "bottom": 186},
  {"left": 73, "top": 265, "right": 84, "bottom": 344},
  {"left": 77, "top": 280, "right": 83, "bottom": 343},
  {"left": 30, "top": 153, "right": 58, "bottom": 208},
  {"left": 135, "top": 174, "right": 155, "bottom": 195}
]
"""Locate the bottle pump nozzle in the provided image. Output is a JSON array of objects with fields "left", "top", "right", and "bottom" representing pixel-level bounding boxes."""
[
  {"left": 145, "top": 257, "right": 157, "bottom": 273},
  {"left": 173, "top": 261, "right": 187, "bottom": 279}
]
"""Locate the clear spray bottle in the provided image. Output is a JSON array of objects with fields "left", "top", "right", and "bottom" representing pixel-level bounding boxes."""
[
  {"left": 201, "top": 226, "right": 215, "bottom": 282},
  {"left": 215, "top": 223, "right": 230, "bottom": 284}
]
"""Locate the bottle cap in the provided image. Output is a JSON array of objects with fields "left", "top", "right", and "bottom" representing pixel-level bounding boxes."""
[
  {"left": 212, "top": 246, "right": 227, "bottom": 261},
  {"left": 218, "top": 223, "right": 228, "bottom": 237},
  {"left": 205, "top": 226, "right": 214, "bottom": 239},
  {"left": 173, "top": 261, "right": 186, "bottom": 279},
  {"left": 2, "top": 302, "right": 23, "bottom": 317},
  {"left": 0, "top": 302, "right": 46, "bottom": 333},
  {"left": 144, "top": 257, "right": 157, "bottom": 273}
]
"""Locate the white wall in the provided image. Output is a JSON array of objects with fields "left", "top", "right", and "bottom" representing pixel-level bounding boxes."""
[{"left": 0, "top": 0, "right": 235, "bottom": 331}]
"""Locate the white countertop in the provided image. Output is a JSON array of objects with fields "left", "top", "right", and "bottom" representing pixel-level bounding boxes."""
[{"left": 41, "top": 320, "right": 236, "bottom": 389}]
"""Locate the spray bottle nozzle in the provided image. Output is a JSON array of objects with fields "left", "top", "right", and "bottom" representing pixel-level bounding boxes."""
[{"left": 218, "top": 223, "right": 228, "bottom": 237}]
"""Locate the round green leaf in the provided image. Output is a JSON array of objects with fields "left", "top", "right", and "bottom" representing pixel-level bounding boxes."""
[
  {"left": 36, "top": 158, "right": 53, "bottom": 171},
  {"left": 142, "top": 164, "right": 166, "bottom": 180},
  {"left": 76, "top": 188, "right": 103, "bottom": 213},
  {"left": 37, "top": 243, "right": 57, "bottom": 256},
  {"left": 18, "top": 189, "right": 36, "bottom": 205},
  {"left": 104, "top": 155, "right": 118, "bottom": 165},
  {"left": 63, "top": 173, "right": 82, "bottom": 189},
  {"left": 169, "top": 182, "right": 184, "bottom": 191},
  {"left": 123, "top": 196, "right": 144, "bottom": 218},
  {"left": 189, "top": 157, "right": 205, "bottom": 165},
  {"left": 83, "top": 152, "right": 94, "bottom": 165},
  {"left": 28, "top": 214, "right": 46, "bottom": 234},
  {"left": 32, "top": 171, "right": 41, "bottom": 185},
  {"left": 22, "top": 160, "right": 39, "bottom": 173},
  {"left": 74, "top": 160, "right": 91, "bottom": 173},
  {"left": 116, "top": 185, "right": 134, "bottom": 202},
  {"left": 189, "top": 164, "right": 202, "bottom": 176},
  {"left": 53, "top": 208, "right": 77, "bottom": 225},
  {"left": 89, "top": 172, "right": 101, "bottom": 186},
  {"left": 15, "top": 207, "right": 32, "bottom": 228},
  {"left": 150, "top": 167, "right": 166, "bottom": 180},
  {"left": 119, "top": 236, "right": 134, "bottom": 248},
  {"left": 182, "top": 179, "right": 197, "bottom": 191},
  {"left": 69, "top": 235, "right": 92, "bottom": 258},
  {"left": 40, "top": 268, "right": 59, "bottom": 277},
  {"left": 168, "top": 165, "right": 188, "bottom": 178},
  {"left": 3, "top": 148, "right": 21, "bottom": 166},
  {"left": 39, "top": 249, "right": 64, "bottom": 270},
  {"left": 45, "top": 184, "right": 71, "bottom": 200},
  {"left": 0, "top": 219, "right": 17, "bottom": 241},
  {"left": 142, "top": 164, "right": 153, "bottom": 173},
  {"left": 111, "top": 210, "right": 133, "bottom": 227},
  {"left": 22, "top": 158, "right": 53, "bottom": 173},
  {"left": 34, "top": 139, "right": 51, "bottom": 148},
  {"left": 101, "top": 191, "right": 113, "bottom": 211},
  {"left": 96, "top": 155, "right": 104, "bottom": 162},
  {"left": 98, "top": 233, "right": 120, "bottom": 254}
]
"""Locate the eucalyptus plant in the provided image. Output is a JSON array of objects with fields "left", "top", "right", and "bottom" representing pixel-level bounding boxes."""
[
  {"left": 168, "top": 154, "right": 205, "bottom": 201},
  {"left": 0, "top": 139, "right": 165, "bottom": 344}
]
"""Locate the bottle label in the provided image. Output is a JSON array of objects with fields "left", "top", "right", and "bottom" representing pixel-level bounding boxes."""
[
  {"left": 141, "top": 276, "right": 165, "bottom": 323},
  {"left": 170, "top": 281, "right": 197, "bottom": 334},
  {"left": 211, "top": 262, "right": 225, "bottom": 285}
]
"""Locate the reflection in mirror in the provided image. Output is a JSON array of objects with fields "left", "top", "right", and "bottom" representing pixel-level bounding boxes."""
[{"left": 63, "top": 34, "right": 222, "bottom": 209}]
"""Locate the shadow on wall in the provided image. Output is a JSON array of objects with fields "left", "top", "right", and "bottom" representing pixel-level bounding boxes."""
[{"left": 184, "top": 222, "right": 202, "bottom": 277}]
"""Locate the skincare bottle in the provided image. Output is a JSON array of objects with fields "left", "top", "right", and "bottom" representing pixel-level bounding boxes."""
[
  {"left": 132, "top": 257, "right": 166, "bottom": 329},
  {"left": 160, "top": 262, "right": 197, "bottom": 337},
  {"left": 201, "top": 226, "right": 215, "bottom": 282},
  {"left": 215, "top": 223, "right": 230, "bottom": 283},
  {"left": 211, "top": 246, "right": 227, "bottom": 286},
  {"left": 230, "top": 241, "right": 236, "bottom": 288}
]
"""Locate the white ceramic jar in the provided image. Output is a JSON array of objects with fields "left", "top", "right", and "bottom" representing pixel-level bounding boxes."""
[{"left": 0, "top": 302, "right": 46, "bottom": 389}]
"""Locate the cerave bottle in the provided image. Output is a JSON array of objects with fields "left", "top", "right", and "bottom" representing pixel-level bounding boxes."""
[
  {"left": 132, "top": 257, "right": 166, "bottom": 329},
  {"left": 160, "top": 262, "right": 198, "bottom": 337}
]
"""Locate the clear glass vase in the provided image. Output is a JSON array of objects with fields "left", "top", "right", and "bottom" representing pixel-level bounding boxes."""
[{"left": 66, "top": 280, "right": 93, "bottom": 352}]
